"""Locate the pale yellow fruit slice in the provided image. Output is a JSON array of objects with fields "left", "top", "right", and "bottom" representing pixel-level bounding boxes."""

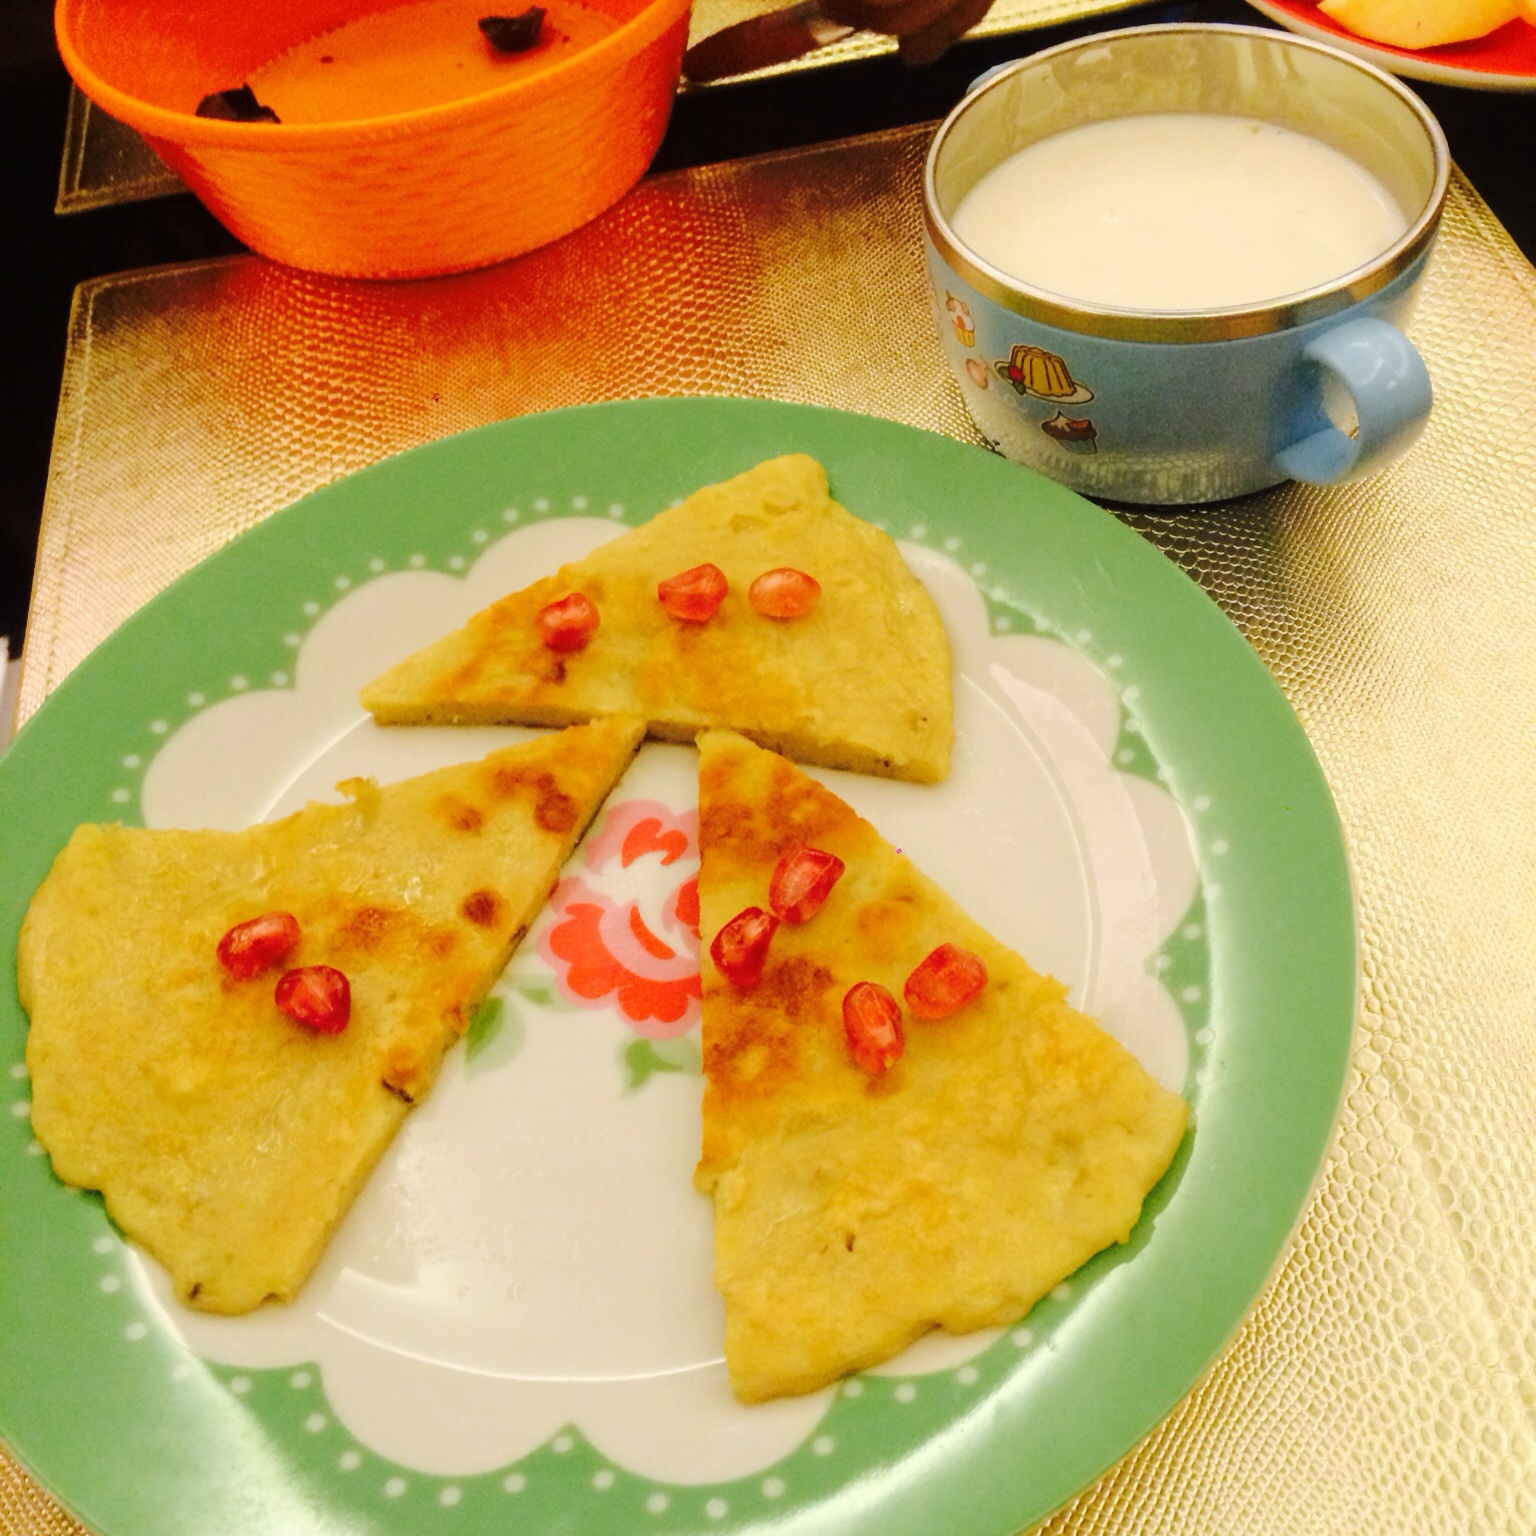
[{"left": 1319, "top": 0, "right": 1518, "bottom": 48}]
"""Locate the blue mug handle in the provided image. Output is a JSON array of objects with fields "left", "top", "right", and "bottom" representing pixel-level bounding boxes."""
[{"left": 1272, "top": 316, "right": 1432, "bottom": 485}]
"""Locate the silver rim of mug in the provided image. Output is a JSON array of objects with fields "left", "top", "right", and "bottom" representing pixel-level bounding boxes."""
[{"left": 923, "top": 23, "right": 1451, "bottom": 344}]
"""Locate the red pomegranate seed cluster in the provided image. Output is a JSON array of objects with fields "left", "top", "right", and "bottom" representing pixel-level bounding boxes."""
[
  {"left": 709, "top": 836, "right": 988, "bottom": 1074},
  {"left": 842, "top": 944, "right": 987, "bottom": 1077},
  {"left": 709, "top": 838, "right": 988, "bottom": 1071},
  {"left": 535, "top": 564, "right": 821, "bottom": 651},
  {"left": 710, "top": 844, "right": 846, "bottom": 988},
  {"left": 654, "top": 564, "right": 822, "bottom": 626},
  {"left": 216, "top": 912, "right": 352, "bottom": 1034}
]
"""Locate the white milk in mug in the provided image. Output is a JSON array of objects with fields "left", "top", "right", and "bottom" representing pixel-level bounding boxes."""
[{"left": 950, "top": 114, "right": 1410, "bottom": 312}]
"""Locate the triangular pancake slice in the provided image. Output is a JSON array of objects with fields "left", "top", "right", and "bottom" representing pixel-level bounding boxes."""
[
  {"left": 694, "top": 730, "right": 1189, "bottom": 1402},
  {"left": 360, "top": 454, "right": 953, "bottom": 783},
  {"left": 19, "top": 717, "right": 644, "bottom": 1313}
]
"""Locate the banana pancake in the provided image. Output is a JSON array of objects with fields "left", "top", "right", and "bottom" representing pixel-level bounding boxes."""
[
  {"left": 360, "top": 454, "right": 953, "bottom": 783},
  {"left": 18, "top": 717, "right": 644, "bottom": 1314},
  {"left": 694, "top": 729, "right": 1189, "bottom": 1402}
]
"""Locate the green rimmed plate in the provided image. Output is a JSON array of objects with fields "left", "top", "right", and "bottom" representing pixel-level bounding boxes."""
[{"left": 0, "top": 396, "right": 1355, "bottom": 1536}]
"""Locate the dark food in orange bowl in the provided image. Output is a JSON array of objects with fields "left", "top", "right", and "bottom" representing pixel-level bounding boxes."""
[{"left": 55, "top": 0, "right": 693, "bottom": 277}]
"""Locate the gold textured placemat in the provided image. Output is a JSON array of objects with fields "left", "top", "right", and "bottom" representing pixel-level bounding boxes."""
[
  {"left": 13, "top": 123, "right": 1536, "bottom": 1534},
  {"left": 55, "top": 87, "right": 182, "bottom": 214}
]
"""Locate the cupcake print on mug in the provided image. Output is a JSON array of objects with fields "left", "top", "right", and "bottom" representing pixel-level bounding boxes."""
[
  {"left": 945, "top": 292, "right": 976, "bottom": 345},
  {"left": 994, "top": 344, "right": 1099, "bottom": 456}
]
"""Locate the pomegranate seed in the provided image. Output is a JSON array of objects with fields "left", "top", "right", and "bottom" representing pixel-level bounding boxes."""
[
  {"left": 748, "top": 567, "right": 820, "bottom": 619},
  {"left": 843, "top": 982, "right": 905, "bottom": 1075},
  {"left": 536, "top": 593, "right": 599, "bottom": 652},
  {"left": 768, "top": 847, "right": 845, "bottom": 925},
  {"left": 216, "top": 912, "right": 301, "bottom": 981},
  {"left": 658, "top": 563, "right": 727, "bottom": 623},
  {"left": 274, "top": 965, "right": 352, "bottom": 1034},
  {"left": 904, "top": 943, "right": 988, "bottom": 1020},
  {"left": 709, "top": 907, "right": 779, "bottom": 989}
]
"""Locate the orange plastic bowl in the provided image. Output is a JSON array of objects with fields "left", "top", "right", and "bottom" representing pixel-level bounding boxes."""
[{"left": 55, "top": 0, "right": 693, "bottom": 277}]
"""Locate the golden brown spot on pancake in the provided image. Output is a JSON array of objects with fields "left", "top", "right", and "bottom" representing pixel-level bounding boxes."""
[
  {"left": 854, "top": 893, "right": 920, "bottom": 963},
  {"left": 701, "top": 758, "right": 855, "bottom": 869},
  {"left": 425, "top": 930, "right": 457, "bottom": 959},
  {"left": 699, "top": 791, "right": 828, "bottom": 868},
  {"left": 705, "top": 956, "right": 836, "bottom": 1102},
  {"left": 536, "top": 788, "right": 579, "bottom": 833},
  {"left": 698, "top": 798, "right": 758, "bottom": 858},
  {"left": 438, "top": 795, "right": 484, "bottom": 833},
  {"left": 334, "top": 905, "right": 402, "bottom": 954},
  {"left": 765, "top": 774, "right": 853, "bottom": 850},
  {"left": 461, "top": 889, "right": 502, "bottom": 927},
  {"left": 381, "top": 1047, "right": 423, "bottom": 1103},
  {"left": 758, "top": 954, "right": 836, "bottom": 1019},
  {"left": 488, "top": 767, "right": 577, "bottom": 832},
  {"left": 733, "top": 1041, "right": 770, "bottom": 1081},
  {"left": 698, "top": 754, "right": 737, "bottom": 807},
  {"left": 489, "top": 765, "right": 528, "bottom": 798}
]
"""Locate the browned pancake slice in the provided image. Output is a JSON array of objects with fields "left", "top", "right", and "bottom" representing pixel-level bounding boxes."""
[
  {"left": 360, "top": 454, "right": 953, "bottom": 783},
  {"left": 18, "top": 718, "right": 644, "bottom": 1313},
  {"left": 694, "top": 729, "right": 1189, "bottom": 1401}
]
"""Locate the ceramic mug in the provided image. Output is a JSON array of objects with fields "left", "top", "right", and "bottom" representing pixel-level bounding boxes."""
[{"left": 923, "top": 25, "right": 1449, "bottom": 505}]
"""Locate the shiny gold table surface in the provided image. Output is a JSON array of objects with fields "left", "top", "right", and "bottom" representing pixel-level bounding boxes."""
[{"left": 9, "top": 120, "right": 1536, "bottom": 1535}]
